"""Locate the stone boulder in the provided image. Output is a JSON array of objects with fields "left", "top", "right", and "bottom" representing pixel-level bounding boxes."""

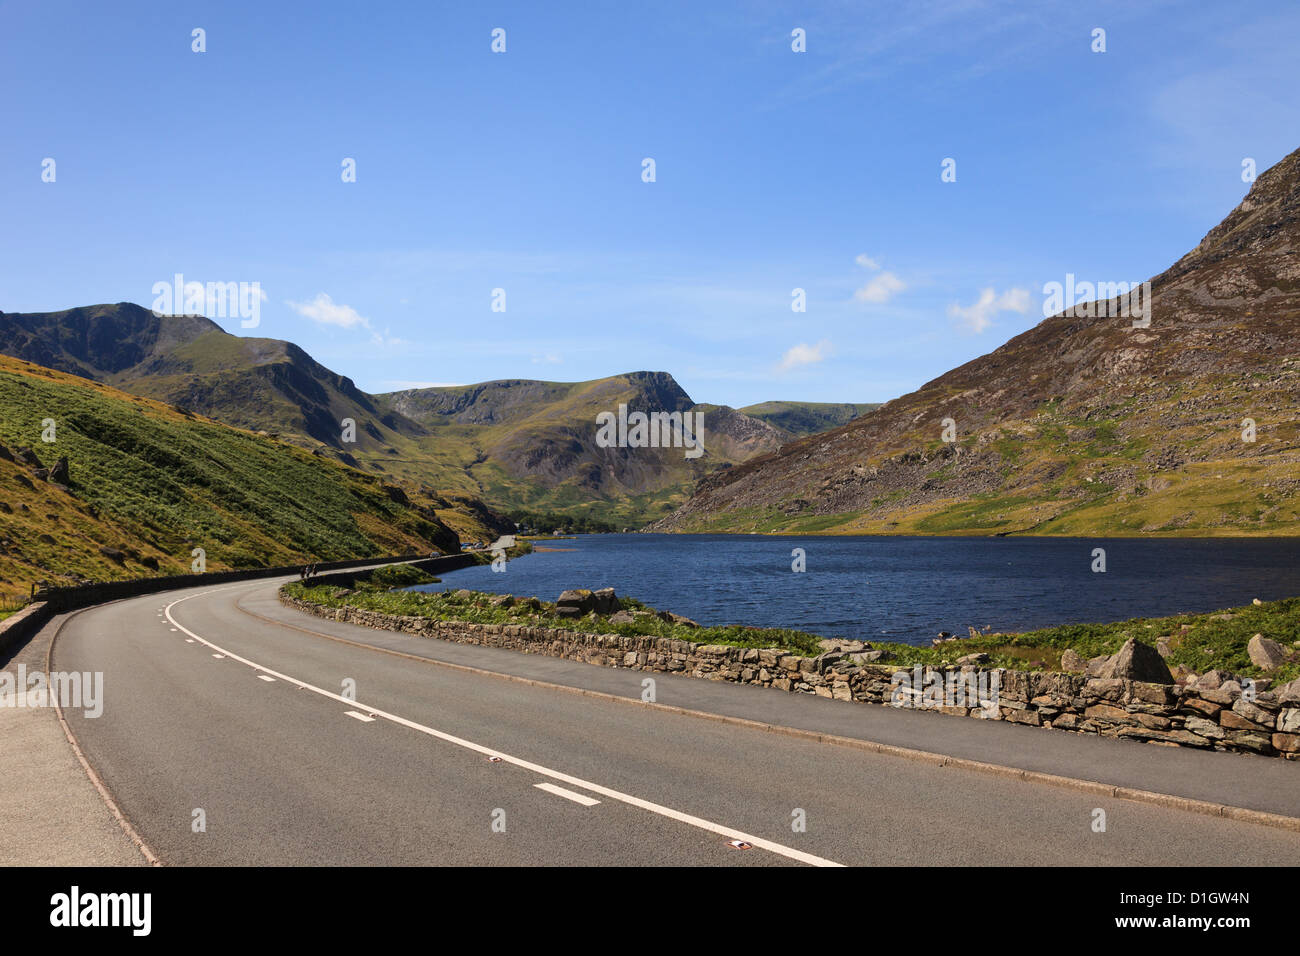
[
  {"left": 15, "top": 447, "right": 43, "bottom": 467},
  {"left": 818, "top": 638, "right": 868, "bottom": 653},
  {"left": 608, "top": 609, "right": 636, "bottom": 625},
  {"left": 591, "top": 587, "right": 620, "bottom": 615},
  {"left": 1276, "top": 677, "right": 1300, "bottom": 704},
  {"left": 1085, "top": 654, "right": 1111, "bottom": 677},
  {"left": 49, "top": 456, "right": 70, "bottom": 485},
  {"left": 1098, "top": 638, "right": 1174, "bottom": 684},
  {"left": 1248, "top": 634, "right": 1287, "bottom": 670},
  {"left": 658, "top": 611, "right": 699, "bottom": 628},
  {"left": 1060, "top": 648, "right": 1085, "bottom": 673},
  {"left": 1195, "top": 669, "right": 1226, "bottom": 690},
  {"left": 556, "top": 589, "right": 596, "bottom": 615}
]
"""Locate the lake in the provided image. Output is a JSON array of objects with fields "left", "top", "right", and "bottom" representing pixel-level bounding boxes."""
[{"left": 415, "top": 534, "right": 1300, "bottom": 646}]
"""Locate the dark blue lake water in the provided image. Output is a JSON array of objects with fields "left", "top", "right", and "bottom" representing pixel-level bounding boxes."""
[{"left": 414, "top": 534, "right": 1300, "bottom": 646}]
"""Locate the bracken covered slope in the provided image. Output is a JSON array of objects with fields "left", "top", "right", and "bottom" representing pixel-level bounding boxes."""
[
  {"left": 650, "top": 148, "right": 1300, "bottom": 536},
  {"left": 0, "top": 355, "right": 487, "bottom": 590}
]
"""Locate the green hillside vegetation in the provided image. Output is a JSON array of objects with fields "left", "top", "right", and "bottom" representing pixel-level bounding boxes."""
[
  {"left": 0, "top": 354, "right": 499, "bottom": 588},
  {"left": 738, "top": 401, "right": 880, "bottom": 437}
]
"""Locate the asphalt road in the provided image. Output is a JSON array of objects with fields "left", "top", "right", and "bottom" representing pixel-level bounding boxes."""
[{"left": 51, "top": 574, "right": 1300, "bottom": 866}]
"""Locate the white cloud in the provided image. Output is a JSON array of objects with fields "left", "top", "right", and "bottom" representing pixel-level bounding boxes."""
[
  {"left": 370, "top": 327, "right": 407, "bottom": 348},
  {"left": 851, "top": 253, "right": 905, "bottom": 303},
  {"left": 854, "top": 271, "right": 906, "bottom": 303},
  {"left": 778, "top": 339, "right": 833, "bottom": 371},
  {"left": 286, "top": 292, "right": 370, "bottom": 330},
  {"left": 531, "top": 353, "right": 562, "bottom": 364},
  {"left": 947, "top": 287, "right": 1031, "bottom": 333}
]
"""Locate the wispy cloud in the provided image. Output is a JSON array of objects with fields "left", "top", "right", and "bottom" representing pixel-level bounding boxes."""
[
  {"left": 947, "top": 287, "right": 1031, "bottom": 334},
  {"left": 286, "top": 293, "right": 370, "bottom": 330},
  {"left": 854, "top": 271, "right": 906, "bottom": 304},
  {"left": 779, "top": 339, "right": 833, "bottom": 371},
  {"left": 852, "top": 253, "right": 906, "bottom": 304}
]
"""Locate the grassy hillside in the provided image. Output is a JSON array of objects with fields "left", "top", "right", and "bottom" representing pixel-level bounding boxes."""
[{"left": 0, "top": 355, "right": 505, "bottom": 590}]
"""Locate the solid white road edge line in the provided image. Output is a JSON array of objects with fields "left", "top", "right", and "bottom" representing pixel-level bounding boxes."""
[
  {"left": 534, "top": 782, "right": 601, "bottom": 806},
  {"left": 165, "top": 586, "right": 843, "bottom": 868}
]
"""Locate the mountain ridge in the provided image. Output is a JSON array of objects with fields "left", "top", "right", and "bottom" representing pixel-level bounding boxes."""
[
  {"left": 0, "top": 308, "right": 873, "bottom": 527},
  {"left": 650, "top": 147, "right": 1300, "bottom": 537}
]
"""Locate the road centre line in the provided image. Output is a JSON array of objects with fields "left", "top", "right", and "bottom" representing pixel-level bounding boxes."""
[
  {"left": 164, "top": 585, "right": 843, "bottom": 868},
  {"left": 535, "top": 782, "right": 601, "bottom": 806}
]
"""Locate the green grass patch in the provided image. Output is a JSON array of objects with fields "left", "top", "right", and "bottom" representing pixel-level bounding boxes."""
[{"left": 283, "top": 581, "right": 824, "bottom": 655}]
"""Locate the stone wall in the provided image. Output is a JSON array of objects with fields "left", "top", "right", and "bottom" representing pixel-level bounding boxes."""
[
  {"left": 279, "top": 593, "right": 1300, "bottom": 760},
  {"left": 0, "top": 602, "right": 52, "bottom": 657}
]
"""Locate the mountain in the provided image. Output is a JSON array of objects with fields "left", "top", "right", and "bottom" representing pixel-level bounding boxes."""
[
  {"left": 0, "top": 303, "right": 418, "bottom": 458},
  {"left": 738, "top": 401, "right": 880, "bottom": 437},
  {"left": 651, "top": 148, "right": 1300, "bottom": 536},
  {"left": 0, "top": 306, "right": 856, "bottom": 526},
  {"left": 372, "top": 373, "right": 788, "bottom": 527},
  {"left": 0, "top": 354, "right": 512, "bottom": 590}
]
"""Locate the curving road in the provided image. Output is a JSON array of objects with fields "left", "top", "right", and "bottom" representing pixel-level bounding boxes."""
[{"left": 50, "top": 571, "right": 1300, "bottom": 866}]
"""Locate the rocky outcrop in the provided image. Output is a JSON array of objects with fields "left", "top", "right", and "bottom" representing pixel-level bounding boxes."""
[
  {"left": 281, "top": 591, "right": 1300, "bottom": 760},
  {"left": 1248, "top": 633, "right": 1288, "bottom": 670},
  {"left": 1097, "top": 638, "right": 1174, "bottom": 683},
  {"left": 555, "top": 587, "right": 622, "bottom": 617}
]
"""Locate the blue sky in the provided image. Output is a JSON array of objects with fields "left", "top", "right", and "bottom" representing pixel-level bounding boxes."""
[{"left": 3, "top": 1, "right": 1297, "bottom": 406}]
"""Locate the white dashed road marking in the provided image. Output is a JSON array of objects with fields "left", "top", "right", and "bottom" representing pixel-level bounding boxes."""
[
  {"left": 534, "top": 782, "right": 601, "bottom": 806},
  {"left": 345, "top": 710, "right": 375, "bottom": 722},
  {"left": 165, "top": 585, "right": 843, "bottom": 868}
]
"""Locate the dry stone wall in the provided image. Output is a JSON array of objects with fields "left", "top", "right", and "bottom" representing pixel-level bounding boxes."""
[{"left": 280, "top": 593, "right": 1300, "bottom": 760}]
